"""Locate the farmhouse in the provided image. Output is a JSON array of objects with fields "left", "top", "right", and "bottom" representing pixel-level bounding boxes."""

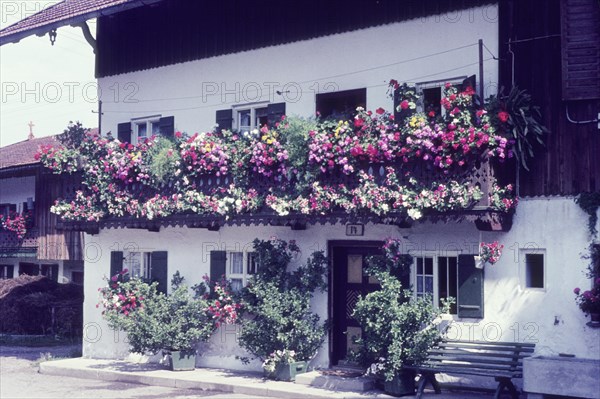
[{"left": 1, "top": 0, "right": 598, "bottom": 382}]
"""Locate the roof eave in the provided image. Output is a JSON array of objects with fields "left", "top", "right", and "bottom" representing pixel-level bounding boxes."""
[{"left": 0, "top": 0, "right": 163, "bottom": 46}]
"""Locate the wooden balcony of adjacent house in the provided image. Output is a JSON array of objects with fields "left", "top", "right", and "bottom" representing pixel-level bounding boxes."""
[
  {"left": 0, "top": 228, "right": 38, "bottom": 259},
  {"left": 56, "top": 157, "right": 514, "bottom": 234}
]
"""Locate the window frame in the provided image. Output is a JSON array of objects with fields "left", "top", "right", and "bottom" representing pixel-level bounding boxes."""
[
  {"left": 233, "top": 102, "right": 269, "bottom": 133},
  {"left": 123, "top": 250, "right": 153, "bottom": 280},
  {"left": 131, "top": 115, "right": 161, "bottom": 144},
  {"left": 415, "top": 76, "right": 467, "bottom": 117},
  {"left": 315, "top": 87, "right": 367, "bottom": 120},
  {"left": 520, "top": 249, "right": 546, "bottom": 291},
  {"left": 410, "top": 251, "right": 460, "bottom": 315},
  {"left": 225, "top": 250, "right": 257, "bottom": 292}
]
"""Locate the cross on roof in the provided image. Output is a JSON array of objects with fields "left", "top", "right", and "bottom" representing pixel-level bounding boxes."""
[{"left": 28, "top": 121, "right": 35, "bottom": 140}]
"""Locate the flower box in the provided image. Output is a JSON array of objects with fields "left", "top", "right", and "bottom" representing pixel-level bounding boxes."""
[
  {"left": 263, "top": 361, "right": 308, "bottom": 381},
  {"left": 169, "top": 350, "right": 196, "bottom": 371},
  {"left": 383, "top": 369, "right": 416, "bottom": 397}
]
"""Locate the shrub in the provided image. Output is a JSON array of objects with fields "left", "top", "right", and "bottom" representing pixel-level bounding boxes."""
[
  {"left": 238, "top": 238, "right": 328, "bottom": 365},
  {"left": 352, "top": 258, "right": 451, "bottom": 381}
]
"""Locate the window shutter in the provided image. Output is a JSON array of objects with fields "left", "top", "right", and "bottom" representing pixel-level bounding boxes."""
[
  {"left": 216, "top": 109, "right": 233, "bottom": 130},
  {"left": 393, "top": 88, "right": 415, "bottom": 124},
  {"left": 159, "top": 116, "right": 175, "bottom": 137},
  {"left": 461, "top": 74, "right": 479, "bottom": 106},
  {"left": 117, "top": 123, "right": 131, "bottom": 143},
  {"left": 151, "top": 251, "right": 169, "bottom": 294},
  {"left": 110, "top": 251, "right": 123, "bottom": 278},
  {"left": 457, "top": 254, "right": 484, "bottom": 318},
  {"left": 51, "top": 264, "right": 59, "bottom": 282},
  {"left": 210, "top": 250, "right": 227, "bottom": 283},
  {"left": 267, "top": 102, "right": 286, "bottom": 127},
  {"left": 561, "top": 0, "right": 600, "bottom": 100},
  {"left": 391, "top": 254, "right": 412, "bottom": 289},
  {"left": 6, "top": 265, "right": 14, "bottom": 279}
]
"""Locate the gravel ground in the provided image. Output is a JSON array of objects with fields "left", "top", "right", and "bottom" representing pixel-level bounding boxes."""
[{"left": 0, "top": 345, "right": 264, "bottom": 399}]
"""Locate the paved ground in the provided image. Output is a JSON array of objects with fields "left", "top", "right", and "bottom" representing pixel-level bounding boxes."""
[{"left": 0, "top": 345, "right": 263, "bottom": 399}]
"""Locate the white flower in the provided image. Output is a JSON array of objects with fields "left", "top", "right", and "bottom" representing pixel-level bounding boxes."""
[{"left": 407, "top": 208, "right": 423, "bottom": 220}]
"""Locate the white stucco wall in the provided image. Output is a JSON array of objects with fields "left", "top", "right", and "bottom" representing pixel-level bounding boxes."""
[
  {"left": 97, "top": 5, "right": 499, "bottom": 136},
  {"left": 81, "top": 197, "right": 600, "bottom": 372},
  {"left": 0, "top": 176, "right": 35, "bottom": 212}
]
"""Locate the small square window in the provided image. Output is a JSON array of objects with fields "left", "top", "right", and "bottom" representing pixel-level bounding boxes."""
[
  {"left": 226, "top": 251, "right": 257, "bottom": 292},
  {"left": 525, "top": 253, "right": 544, "bottom": 288},
  {"left": 235, "top": 105, "right": 268, "bottom": 133},
  {"left": 124, "top": 251, "right": 152, "bottom": 280},
  {"left": 131, "top": 117, "right": 161, "bottom": 144},
  {"left": 316, "top": 88, "right": 366, "bottom": 120}
]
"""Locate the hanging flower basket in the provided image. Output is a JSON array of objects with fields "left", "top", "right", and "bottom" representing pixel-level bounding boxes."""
[{"left": 474, "top": 255, "right": 487, "bottom": 269}]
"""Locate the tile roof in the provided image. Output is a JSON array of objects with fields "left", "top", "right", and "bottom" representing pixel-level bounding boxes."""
[
  {"left": 0, "top": 135, "right": 60, "bottom": 170},
  {"left": 0, "top": 0, "right": 160, "bottom": 45},
  {"left": 0, "top": 128, "right": 98, "bottom": 170}
]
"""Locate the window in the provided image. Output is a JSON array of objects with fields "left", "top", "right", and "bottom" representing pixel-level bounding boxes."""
[
  {"left": 316, "top": 88, "right": 366, "bottom": 120},
  {"left": 0, "top": 203, "right": 16, "bottom": 217},
  {"left": 234, "top": 104, "right": 268, "bottom": 134},
  {"left": 123, "top": 251, "right": 152, "bottom": 280},
  {"left": 132, "top": 116, "right": 161, "bottom": 144},
  {"left": 41, "top": 264, "right": 59, "bottom": 282},
  {"left": 0, "top": 265, "right": 14, "bottom": 280},
  {"left": 227, "top": 251, "right": 257, "bottom": 292},
  {"left": 413, "top": 255, "right": 459, "bottom": 314},
  {"left": 71, "top": 271, "right": 84, "bottom": 285},
  {"left": 19, "top": 262, "right": 39, "bottom": 276},
  {"left": 416, "top": 77, "right": 466, "bottom": 117},
  {"left": 525, "top": 253, "right": 545, "bottom": 289}
]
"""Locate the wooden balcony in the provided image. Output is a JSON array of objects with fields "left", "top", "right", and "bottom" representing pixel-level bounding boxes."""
[
  {"left": 57, "top": 158, "right": 513, "bottom": 233},
  {"left": 0, "top": 228, "right": 38, "bottom": 258}
]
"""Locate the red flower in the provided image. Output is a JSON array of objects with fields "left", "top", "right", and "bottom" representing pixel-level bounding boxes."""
[
  {"left": 462, "top": 86, "right": 475, "bottom": 96},
  {"left": 376, "top": 107, "right": 385, "bottom": 115},
  {"left": 428, "top": 111, "right": 436, "bottom": 118},
  {"left": 174, "top": 131, "right": 182, "bottom": 138},
  {"left": 498, "top": 111, "right": 510, "bottom": 123},
  {"left": 400, "top": 100, "right": 409, "bottom": 110}
]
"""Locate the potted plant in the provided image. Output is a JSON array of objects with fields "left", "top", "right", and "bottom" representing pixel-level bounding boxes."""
[
  {"left": 237, "top": 238, "right": 328, "bottom": 381},
  {"left": 574, "top": 278, "right": 600, "bottom": 323},
  {"left": 262, "top": 349, "right": 308, "bottom": 381},
  {"left": 352, "top": 244, "right": 451, "bottom": 397},
  {"left": 475, "top": 241, "right": 504, "bottom": 269},
  {"left": 99, "top": 271, "right": 238, "bottom": 371}
]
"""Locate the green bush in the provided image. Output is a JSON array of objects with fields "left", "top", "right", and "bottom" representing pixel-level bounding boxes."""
[
  {"left": 352, "top": 265, "right": 451, "bottom": 381},
  {"left": 238, "top": 238, "right": 328, "bottom": 364}
]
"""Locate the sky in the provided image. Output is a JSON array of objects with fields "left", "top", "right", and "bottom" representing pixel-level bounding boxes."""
[{"left": 0, "top": 0, "right": 97, "bottom": 146}]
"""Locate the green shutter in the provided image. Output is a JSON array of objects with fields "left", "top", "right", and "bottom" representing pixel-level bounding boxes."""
[
  {"left": 117, "top": 122, "right": 131, "bottom": 143},
  {"left": 215, "top": 109, "right": 233, "bottom": 130},
  {"left": 210, "top": 251, "right": 227, "bottom": 283},
  {"left": 6, "top": 265, "right": 14, "bottom": 279},
  {"left": 159, "top": 116, "right": 175, "bottom": 137},
  {"left": 151, "top": 251, "right": 168, "bottom": 294},
  {"left": 267, "top": 102, "right": 286, "bottom": 128},
  {"left": 457, "top": 254, "right": 484, "bottom": 319},
  {"left": 110, "top": 251, "right": 124, "bottom": 278},
  {"left": 393, "top": 86, "right": 416, "bottom": 124},
  {"left": 51, "top": 264, "right": 59, "bottom": 282}
]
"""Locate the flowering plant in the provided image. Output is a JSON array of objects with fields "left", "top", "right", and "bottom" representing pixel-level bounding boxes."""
[
  {"left": 249, "top": 126, "right": 289, "bottom": 178},
  {"left": 180, "top": 132, "right": 229, "bottom": 177},
  {"left": 573, "top": 278, "right": 600, "bottom": 315},
  {"left": 97, "top": 269, "right": 144, "bottom": 316},
  {"left": 262, "top": 349, "right": 297, "bottom": 373},
  {"left": 204, "top": 276, "right": 242, "bottom": 328},
  {"left": 479, "top": 241, "right": 504, "bottom": 265},
  {"left": 0, "top": 211, "right": 31, "bottom": 239}
]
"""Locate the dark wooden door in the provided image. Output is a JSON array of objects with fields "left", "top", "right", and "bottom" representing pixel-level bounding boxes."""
[{"left": 331, "top": 244, "right": 382, "bottom": 365}]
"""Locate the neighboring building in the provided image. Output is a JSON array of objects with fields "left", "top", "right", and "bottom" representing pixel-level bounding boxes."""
[
  {"left": 0, "top": 134, "right": 85, "bottom": 283},
  {"left": 1, "top": 0, "right": 598, "bottom": 378}
]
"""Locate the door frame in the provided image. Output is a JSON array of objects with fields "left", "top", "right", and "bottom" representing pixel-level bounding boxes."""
[{"left": 327, "top": 240, "right": 383, "bottom": 367}]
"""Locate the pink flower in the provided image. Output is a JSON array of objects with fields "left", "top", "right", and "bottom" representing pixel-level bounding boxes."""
[
  {"left": 400, "top": 100, "right": 409, "bottom": 110},
  {"left": 498, "top": 111, "right": 510, "bottom": 123}
]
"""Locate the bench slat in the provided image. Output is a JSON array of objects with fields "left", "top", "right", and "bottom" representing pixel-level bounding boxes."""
[
  {"left": 429, "top": 349, "right": 530, "bottom": 360},
  {"left": 418, "top": 366, "right": 522, "bottom": 378},
  {"left": 437, "top": 340, "right": 535, "bottom": 348},
  {"left": 438, "top": 343, "right": 535, "bottom": 353},
  {"left": 427, "top": 355, "right": 521, "bottom": 367}
]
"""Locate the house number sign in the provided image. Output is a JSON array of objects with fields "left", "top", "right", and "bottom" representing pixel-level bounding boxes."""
[{"left": 345, "top": 224, "right": 364, "bottom": 236}]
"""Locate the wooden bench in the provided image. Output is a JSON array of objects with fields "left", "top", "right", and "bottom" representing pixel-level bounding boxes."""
[{"left": 407, "top": 339, "right": 536, "bottom": 399}]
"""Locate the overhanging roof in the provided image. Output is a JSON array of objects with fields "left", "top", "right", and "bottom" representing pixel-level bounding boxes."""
[{"left": 0, "top": 0, "right": 163, "bottom": 46}]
